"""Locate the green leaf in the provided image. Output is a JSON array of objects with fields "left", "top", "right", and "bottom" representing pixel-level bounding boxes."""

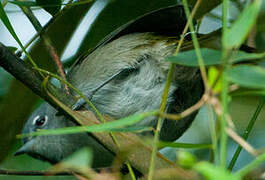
[
  {"left": 110, "top": 126, "right": 153, "bottom": 133},
  {"left": 18, "top": 111, "right": 157, "bottom": 138},
  {"left": 157, "top": 141, "right": 212, "bottom": 149},
  {"left": 224, "top": 0, "right": 262, "bottom": 49},
  {"left": 166, "top": 48, "right": 265, "bottom": 66},
  {"left": 227, "top": 65, "right": 265, "bottom": 89},
  {"left": 0, "top": 2, "right": 26, "bottom": 53},
  {"left": 36, "top": 0, "right": 62, "bottom": 16},
  {"left": 208, "top": 66, "right": 222, "bottom": 93},
  {"left": 194, "top": 162, "right": 241, "bottom": 180},
  {"left": 231, "top": 89, "right": 265, "bottom": 96},
  {"left": 0, "top": 1, "right": 37, "bottom": 67},
  {"left": 8, "top": 0, "right": 37, "bottom": 7}
]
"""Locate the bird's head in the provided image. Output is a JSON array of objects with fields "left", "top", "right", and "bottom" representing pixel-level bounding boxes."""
[{"left": 15, "top": 103, "right": 113, "bottom": 166}]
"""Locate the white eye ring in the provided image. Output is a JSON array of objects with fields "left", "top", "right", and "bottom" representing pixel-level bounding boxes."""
[
  {"left": 32, "top": 115, "right": 40, "bottom": 125},
  {"left": 32, "top": 115, "right": 48, "bottom": 127}
]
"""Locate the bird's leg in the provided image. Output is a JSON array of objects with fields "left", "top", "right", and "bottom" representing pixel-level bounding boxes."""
[{"left": 72, "top": 67, "right": 137, "bottom": 110}]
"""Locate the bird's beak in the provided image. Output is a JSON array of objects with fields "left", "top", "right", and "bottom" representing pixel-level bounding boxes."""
[{"left": 14, "top": 139, "right": 34, "bottom": 156}]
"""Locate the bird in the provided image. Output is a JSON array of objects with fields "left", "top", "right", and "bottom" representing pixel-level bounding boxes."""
[
  {"left": 15, "top": 5, "right": 204, "bottom": 168},
  {"left": 15, "top": 32, "right": 203, "bottom": 167}
]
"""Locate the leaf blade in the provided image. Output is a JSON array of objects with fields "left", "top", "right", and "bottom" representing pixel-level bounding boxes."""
[
  {"left": 227, "top": 65, "right": 265, "bottom": 89},
  {"left": 224, "top": 0, "right": 262, "bottom": 48},
  {"left": 166, "top": 48, "right": 265, "bottom": 66}
]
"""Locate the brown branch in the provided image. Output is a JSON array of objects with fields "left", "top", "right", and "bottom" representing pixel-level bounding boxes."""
[
  {"left": 0, "top": 167, "right": 112, "bottom": 176},
  {"left": 0, "top": 43, "right": 42, "bottom": 95},
  {"left": 159, "top": 93, "right": 209, "bottom": 121},
  {"left": 226, "top": 128, "right": 258, "bottom": 156},
  {"left": 0, "top": 169, "right": 72, "bottom": 176}
]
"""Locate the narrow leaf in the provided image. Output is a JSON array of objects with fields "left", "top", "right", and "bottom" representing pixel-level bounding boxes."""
[
  {"left": 18, "top": 111, "right": 157, "bottom": 138},
  {"left": 8, "top": 0, "right": 37, "bottom": 7},
  {"left": 208, "top": 66, "right": 222, "bottom": 93},
  {"left": 158, "top": 142, "right": 212, "bottom": 149},
  {"left": 166, "top": 48, "right": 265, "bottom": 66},
  {"left": 0, "top": 2, "right": 37, "bottom": 67},
  {"left": 231, "top": 89, "right": 265, "bottom": 96},
  {"left": 227, "top": 65, "right": 265, "bottom": 89},
  {"left": 0, "top": 3, "right": 24, "bottom": 50},
  {"left": 224, "top": 0, "right": 262, "bottom": 48}
]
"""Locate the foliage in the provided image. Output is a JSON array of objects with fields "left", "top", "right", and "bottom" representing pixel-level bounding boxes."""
[{"left": 0, "top": 0, "right": 265, "bottom": 179}]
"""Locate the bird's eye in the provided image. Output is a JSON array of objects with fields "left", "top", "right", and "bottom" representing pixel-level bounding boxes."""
[{"left": 32, "top": 115, "right": 48, "bottom": 127}]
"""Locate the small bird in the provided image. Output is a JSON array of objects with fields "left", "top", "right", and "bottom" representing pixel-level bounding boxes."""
[
  {"left": 15, "top": 32, "right": 203, "bottom": 167},
  {"left": 15, "top": 5, "right": 204, "bottom": 168}
]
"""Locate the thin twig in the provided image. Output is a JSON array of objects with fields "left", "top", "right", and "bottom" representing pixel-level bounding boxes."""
[
  {"left": 226, "top": 128, "right": 258, "bottom": 157},
  {"left": 207, "top": 104, "right": 217, "bottom": 163},
  {"left": 182, "top": 0, "right": 208, "bottom": 90},
  {"left": 0, "top": 167, "right": 112, "bottom": 176},
  {"left": 159, "top": 93, "right": 209, "bottom": 121},
  {"left": 19, "top": 5, "right": 69, "bottom": 93}
]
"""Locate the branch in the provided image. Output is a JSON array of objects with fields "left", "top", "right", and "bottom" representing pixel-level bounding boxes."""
[
  {"left": 0, "top": 169, "right": 72, "bottom": 176},
  {"left": 0, "top": 167, "right": 113, "bottom": 176}
]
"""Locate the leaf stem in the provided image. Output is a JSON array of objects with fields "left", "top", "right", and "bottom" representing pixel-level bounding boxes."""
[
  {"left": 220, "top": 0, "right": 229, "bottom": 168},
  {"left": 182, "top": 0, "right": 208, "bottom": 89},
  {"left": 147, "top": 63, "right": 174, "bottom": 180},
  {"left": 207, "top": 104, "right": 218, "bottom": 163}
]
